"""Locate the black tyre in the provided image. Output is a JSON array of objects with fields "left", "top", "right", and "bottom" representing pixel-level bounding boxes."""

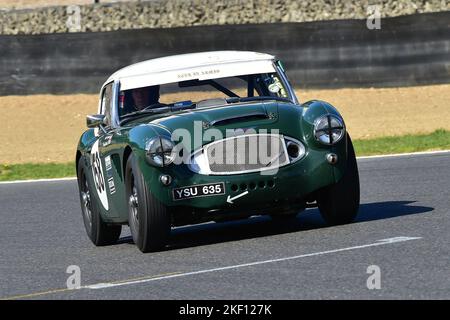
[
  {"left": 77, "top": 157, "right": 121, "bottom": 246},
  {"left": 125, "top": 153, "right": 170, "bottom": 253},
  {"left": 317, "top": 135, "right": 360, "bottom": 225}
]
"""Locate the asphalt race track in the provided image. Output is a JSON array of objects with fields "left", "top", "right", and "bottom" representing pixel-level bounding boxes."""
[{"left": 0, "top": 152, "right": 449, "bottom": 300}]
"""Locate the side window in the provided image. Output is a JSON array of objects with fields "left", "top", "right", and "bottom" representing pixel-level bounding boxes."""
[{"left": 101, "top": 83, "right": 113, "bottom": 127}]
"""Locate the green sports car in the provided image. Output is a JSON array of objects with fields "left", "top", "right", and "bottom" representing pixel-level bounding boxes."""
[{"left": 76, "top": 51, "right": 360, "bottom": 253}]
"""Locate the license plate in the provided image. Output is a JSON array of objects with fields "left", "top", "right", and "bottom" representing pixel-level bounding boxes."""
[{"left": 172, "top": 182, "right": 225, "bottom": 201}]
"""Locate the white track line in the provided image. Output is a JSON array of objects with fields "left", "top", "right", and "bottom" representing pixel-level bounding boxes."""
[
  {"left": 0, "top": 177, "right": 76, "bottom": 185},
  {"left": 85, "top": 236, "right": 421, "bottom": 290},
  {"left": 357, "top": 149, "right": 450, "bottom": 160},
  {"left": 1, "top": 149, "right": 449, "bottom": 185}
]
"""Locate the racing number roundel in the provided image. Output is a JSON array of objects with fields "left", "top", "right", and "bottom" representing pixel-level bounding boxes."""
[
  {"left": 90, "top": 139, "right": 109, "bottom": 210},
  {"left": 93, "top": 152, "right": 105, "bottom": 193}
]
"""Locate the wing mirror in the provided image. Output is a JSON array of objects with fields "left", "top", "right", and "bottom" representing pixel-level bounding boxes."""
[{"left": 86, "top": 114, "right": 107, "bottom": 133}]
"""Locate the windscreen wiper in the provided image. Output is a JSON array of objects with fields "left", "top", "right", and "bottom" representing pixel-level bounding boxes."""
[
  {"left": 226, "top": 96, "right": 293, "bottom": 104},
  {"left": 120, "top": 108, "right": 167, "bottom": 120},
  {"left": 120, "top": 102, "right": 196, "bottom": 125}
]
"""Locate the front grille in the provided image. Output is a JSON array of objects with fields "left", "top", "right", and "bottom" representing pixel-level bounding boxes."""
[{"left": 204, "top": 134, "right": 288, "bottom": 174}]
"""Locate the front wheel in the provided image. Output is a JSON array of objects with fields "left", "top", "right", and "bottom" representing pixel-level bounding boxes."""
[
  {"left": 77, "top": 157, "right": 121, "bottom": 246},
  {"left": 317, "top": 135, "right": 360, "bottom": 225},
  {"left": 125, "top": 153, "right": 170, "bottom": 253}
]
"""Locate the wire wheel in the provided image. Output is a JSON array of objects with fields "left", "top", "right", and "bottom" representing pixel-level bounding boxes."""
[
  {"left": 128, "top": 172, "right": 140, "bottom": 243},
  {"left": 80, "top": 171, "right": 93, "bottom": 233}
]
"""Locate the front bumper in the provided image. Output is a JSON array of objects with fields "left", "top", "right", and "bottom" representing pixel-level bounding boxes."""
[{"left": 140, "top": 141, "right": 347, "bottom": 210}]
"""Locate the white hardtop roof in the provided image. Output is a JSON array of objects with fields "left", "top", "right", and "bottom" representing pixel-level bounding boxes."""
[{"left": 104, "top": 51, "right": 276, "bottom": 91}]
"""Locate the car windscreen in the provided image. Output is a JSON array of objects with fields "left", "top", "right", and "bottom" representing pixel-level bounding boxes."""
[{"left": 118, "top": 72, "right": 291, "bottom": 119}]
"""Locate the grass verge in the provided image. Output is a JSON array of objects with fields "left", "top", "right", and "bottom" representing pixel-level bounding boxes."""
[
  {"left": 1, "top": 129, "right": 449, "bottom": 181},
  {"left": 353, "top": 129, "right": 450, "bottom": 156},
  {"left": 0, "top": 162, "right": 75, "bottom": 182}
]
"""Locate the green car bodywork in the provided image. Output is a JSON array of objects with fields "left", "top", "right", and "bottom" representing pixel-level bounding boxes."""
[{"left": 76, "top": 99, "right": 348, "bottom": 225}]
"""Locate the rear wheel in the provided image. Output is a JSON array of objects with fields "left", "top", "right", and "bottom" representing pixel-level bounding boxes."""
[
  {"left": 317, "top": 135, "right": 360, "bottom": 225},
  {"left": 125, "top": 153, "right": 170, "bottom": 253},
  {"left": 77, "top": 157, "right": 121, "bottom": 246}
]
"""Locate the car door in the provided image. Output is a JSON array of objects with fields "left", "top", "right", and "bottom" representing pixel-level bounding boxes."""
[{"left": 89, "top": 82, "right": 121, "bottom": 218}]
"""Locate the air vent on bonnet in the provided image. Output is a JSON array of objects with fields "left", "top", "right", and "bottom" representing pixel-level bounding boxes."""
[{"left": 209, "top": 112, "right": 270, "bottom": 127}]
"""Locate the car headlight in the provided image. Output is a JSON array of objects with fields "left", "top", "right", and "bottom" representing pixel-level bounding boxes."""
[
  {"left": 145, "top": 137, "right": 175, "bottom": 167},
  {"left": 314, "top": 114, "right": 345, "bottom": 145}
]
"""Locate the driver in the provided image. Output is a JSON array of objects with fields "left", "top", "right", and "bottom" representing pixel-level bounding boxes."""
[{"left": 130, "top": 85, "right": 161, "bottom": 111}]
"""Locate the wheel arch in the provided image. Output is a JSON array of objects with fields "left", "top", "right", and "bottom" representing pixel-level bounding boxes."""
[
  {"left": 122, "top": 145, "right": 133, "bottom": 179},
  {"left": 75, "top": 150, "right": 82, "bottom": 176}
]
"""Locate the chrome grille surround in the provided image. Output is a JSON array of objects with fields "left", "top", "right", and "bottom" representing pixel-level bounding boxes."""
[{"left": 188, "top": 134, "right": 304, "bottom": 175}]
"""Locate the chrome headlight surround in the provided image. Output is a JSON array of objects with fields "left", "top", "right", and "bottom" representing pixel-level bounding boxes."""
[
  {"left": 313, "top": 114, "right": 345, "bottom": 145},
  {"left": 145, "top": 136, "right": 176, "bottom": 167}
]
